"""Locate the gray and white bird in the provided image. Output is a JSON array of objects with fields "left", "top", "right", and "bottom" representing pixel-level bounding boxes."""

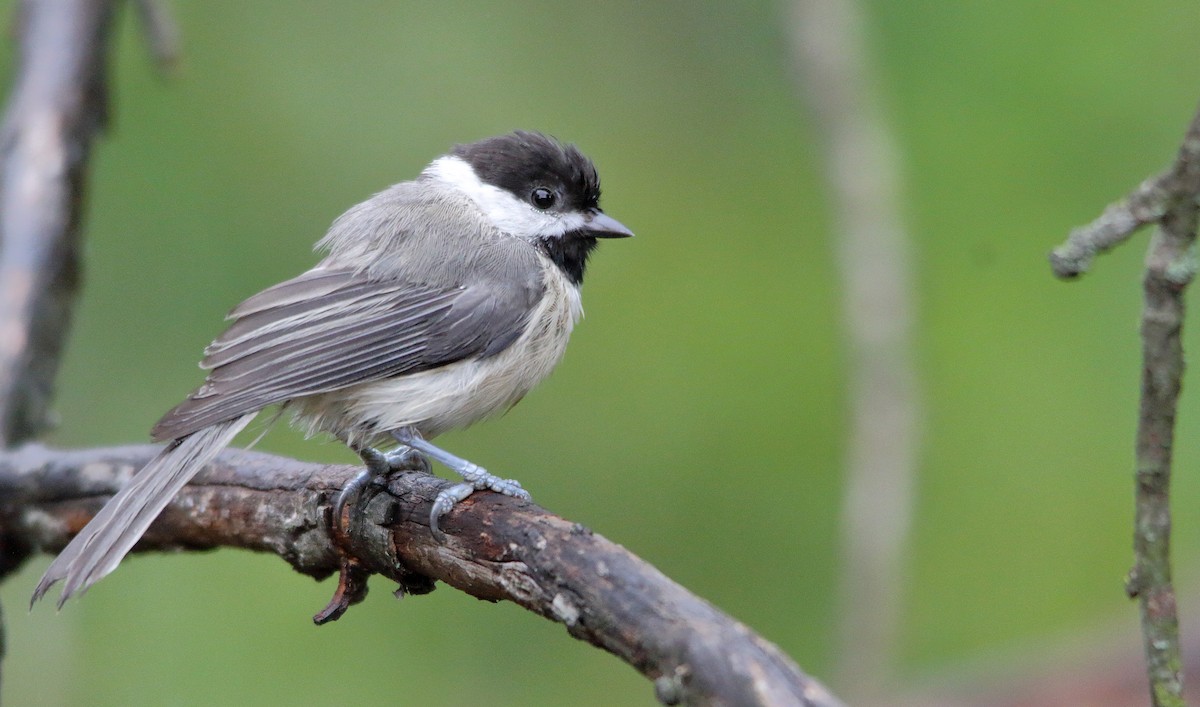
[{"left": 33, "top": 131, "right": 632, "bottom": 607}]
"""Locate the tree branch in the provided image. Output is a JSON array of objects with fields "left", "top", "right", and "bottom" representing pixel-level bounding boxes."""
[
  {"left": 0, "top": 443, "right": 844, "bottom": 707},
  {"left": 1049, "top": 101, "right": 1200, "bottom": 707}
]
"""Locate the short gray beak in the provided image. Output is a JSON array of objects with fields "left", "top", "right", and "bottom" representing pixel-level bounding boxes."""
[{"left": 584, "top": 209, "right": 634, "bottom": 238}]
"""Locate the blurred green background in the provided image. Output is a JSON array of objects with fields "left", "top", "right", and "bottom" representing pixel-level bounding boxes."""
[{"left": 3, "top": 1, "right": 1200, "bottom": 704}]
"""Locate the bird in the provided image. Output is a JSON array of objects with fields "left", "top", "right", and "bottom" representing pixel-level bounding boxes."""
[{"left": 32, "top": 130, "right": 632, "bottom": 607}]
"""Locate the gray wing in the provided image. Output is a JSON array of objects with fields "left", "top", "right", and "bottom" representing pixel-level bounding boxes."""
[{"left": 150, "top": 267, "right": 540, "bottom": 441}]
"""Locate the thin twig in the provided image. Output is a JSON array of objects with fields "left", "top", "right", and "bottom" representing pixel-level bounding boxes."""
[
  {"left": 1050, "top": 101, "right": 1200, "bottom": 707},
  {"left": 0, "top": 443, "right": 844, "bottom": 707},
  {"left": 788, "top": 0, "right": 921, "bottom": 697},
  {"left": 1049, "top": 173, "right": 1170, "bottom": 279}
]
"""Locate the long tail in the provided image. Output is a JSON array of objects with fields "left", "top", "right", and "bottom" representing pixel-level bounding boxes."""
[{"left": 32, "top": 413, "right": 257, "bottom": 608}]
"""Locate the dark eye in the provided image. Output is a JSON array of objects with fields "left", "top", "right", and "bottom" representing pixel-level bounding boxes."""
[{"left": 530, "top": 187, "right": 557, "bottom": 210}]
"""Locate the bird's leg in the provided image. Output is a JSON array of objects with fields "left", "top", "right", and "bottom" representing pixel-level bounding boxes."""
[{"left": 390, "top": 428, "right": 532, "bottom": 537}]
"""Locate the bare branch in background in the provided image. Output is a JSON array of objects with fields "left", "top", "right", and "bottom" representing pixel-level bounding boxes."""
[
  {"left": 0, "top": 0, "right": 117, "bottom": 447},
  {"left": 1050, "top": 102, "right": 1200, "bottom": 707},
  {"left": 788, "top": 0, "right": 922, "bottom": 698},
  {"left": 0, "top": 443, "right": 845, "bottom": 707},
  {"left": 0, "top": 0, "right": 127, "bottom": 690}
]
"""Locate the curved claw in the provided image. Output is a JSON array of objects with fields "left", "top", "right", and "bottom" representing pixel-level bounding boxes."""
[
  {"left": 430, "top": 483, "right": 476, "bottom": 538},
  {"left": 333, "top": 466, "right": 375, "bottom": 534},
  {"left": 428, "top": 476, "right": 533, "bottom": 538}
]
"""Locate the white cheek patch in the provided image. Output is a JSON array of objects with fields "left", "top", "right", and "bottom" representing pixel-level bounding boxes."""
[{"left": 425, "top": 156, "right": 585, "bottom": 239}]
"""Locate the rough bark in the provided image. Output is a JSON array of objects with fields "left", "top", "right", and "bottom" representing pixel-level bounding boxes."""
[{"left": 1, "top": 443, "right": 843, "bottom": 707}]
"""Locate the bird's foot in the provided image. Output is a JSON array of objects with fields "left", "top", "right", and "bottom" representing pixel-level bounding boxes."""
[
  {"left": 334, "top": 446, "right": 431, "bottom": 530},
  {"left": 430, "top": 467, "right": 531, "bottom": 537},
  {"left": 389, "top": 429, "right": 532, "bottom": 538}
]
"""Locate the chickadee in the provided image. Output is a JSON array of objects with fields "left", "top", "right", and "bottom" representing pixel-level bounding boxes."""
[{"left": 33, "top": 131, "right": 632, "bottom": 607}]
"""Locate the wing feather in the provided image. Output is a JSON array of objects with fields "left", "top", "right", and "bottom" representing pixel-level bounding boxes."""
[{"left": 151, "top": 268, "right": 540, "bottom": 441}]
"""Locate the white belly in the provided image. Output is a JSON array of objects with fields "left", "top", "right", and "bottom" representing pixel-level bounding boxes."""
[{"left": 294, "top": 265, "right": 583, "bottom": 445}]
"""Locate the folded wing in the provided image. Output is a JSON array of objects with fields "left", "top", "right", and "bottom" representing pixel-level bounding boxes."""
[{"left": 151, "top": 267, "right": 539, "bottom": 441}]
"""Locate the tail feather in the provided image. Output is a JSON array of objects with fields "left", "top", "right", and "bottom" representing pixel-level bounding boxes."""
[{"left": 32, "top": 413, "right": 257, "bottom": 608}]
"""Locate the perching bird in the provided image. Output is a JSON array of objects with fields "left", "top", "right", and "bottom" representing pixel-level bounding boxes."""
[{"left": 32, "top": 131, "right": 632, "bottom": 607}]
